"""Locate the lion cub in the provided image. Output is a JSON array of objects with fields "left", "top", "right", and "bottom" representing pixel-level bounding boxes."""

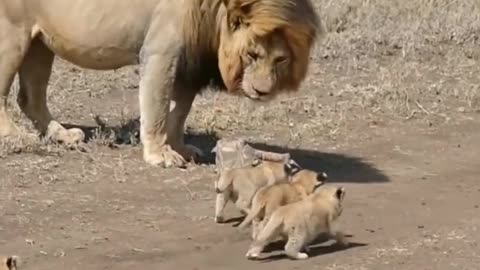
[
  {"left": 238, "top": 169, "right": 327, "bottom": 238},
  {"left": 1, "top": 256, "right": 19, "bottom": 270},
  {"left": 214, "top": 158, "right": 300, "bottom": 223},
  {"left": 246, "top": 185, "right": 348, "bottom": 260}
]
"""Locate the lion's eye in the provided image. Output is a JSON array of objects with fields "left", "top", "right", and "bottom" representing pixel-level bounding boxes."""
[
  {"left": 275, "top": 56, "right": 288, "bottom": 64},
  {"left": 247, "top": 51, "right": 259, "bottom": 60}
]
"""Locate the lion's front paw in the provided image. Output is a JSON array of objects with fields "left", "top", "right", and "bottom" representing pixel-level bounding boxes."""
[
  {"left": 46, "top": 121, "right": 85, "bottom": 146},
  {"left": 174, "top": 144, "right": 204, "bottom": 161},
  {"left": 144, "top": 144, "right": 187, "bottom": 168}
]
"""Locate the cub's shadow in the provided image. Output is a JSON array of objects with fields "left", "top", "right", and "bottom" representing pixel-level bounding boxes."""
[
  {"left": 255, "top": 234, "right": 367, "bottom": 262},
  {"left": 67, "top": 120, "right": 389, "bottom": 183},
  {"left": 248, "top": 142, "right": 389, "bottom": 183}
]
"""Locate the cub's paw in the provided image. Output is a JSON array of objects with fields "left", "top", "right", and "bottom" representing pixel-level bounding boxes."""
[
  {"left": 292, "top": 252, "right": 309, "bottom": 260},
  {"left": 214, "top": 216, "right": 225, "bottom": 223},
  {"left": 245, "top": 246, "right": 262, "bottom": 260},
  {"left": 143, "top": 144, "right": 187, "bottom": 168}
]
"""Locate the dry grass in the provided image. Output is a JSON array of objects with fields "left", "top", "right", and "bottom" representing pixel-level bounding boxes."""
[{"left": 1, "top": 0, "right": 480, "bottom": 154}]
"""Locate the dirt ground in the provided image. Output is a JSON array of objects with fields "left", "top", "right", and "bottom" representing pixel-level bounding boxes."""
[{"left": 1, "top": 1, "right": 480, "bottom": 269}]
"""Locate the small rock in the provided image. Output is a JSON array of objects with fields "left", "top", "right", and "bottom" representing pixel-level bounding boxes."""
[
  {"left": 457, "top": 107, "right": 466, "bottom": 113},
  {"left": 417, "top": 225, "right": 425, "bottom": 229},
  {"left": 44, "top": 200, "right": 55, "bottom": 207}
]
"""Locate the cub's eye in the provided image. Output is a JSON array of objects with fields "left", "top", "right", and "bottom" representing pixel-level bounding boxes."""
[
  {"left": 274, "top": 55, "right": 288, "bottom": 64},
  {"left": 247, "top": 51, "right": 259, "bottom": 60}
]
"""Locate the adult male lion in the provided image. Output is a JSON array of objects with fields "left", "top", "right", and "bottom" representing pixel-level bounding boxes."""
[{"left": 0, "top": 0, "right": 320, "bottom": 167}]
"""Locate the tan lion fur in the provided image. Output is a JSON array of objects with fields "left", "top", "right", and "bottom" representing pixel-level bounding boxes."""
[
  {"left": 0, "top": 0, "right": 321, "bottom": 167},
  {"left": 245, "top": 185, "right": 348, "bottom": 260},
  {"left": 237, "top": 169, "right": 327, "bottom": 239},
  {"left": 214, "top": 158, "right": 300, "bottom": 223}
]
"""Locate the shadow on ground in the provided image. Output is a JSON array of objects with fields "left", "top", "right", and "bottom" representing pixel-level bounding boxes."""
[
  {"left": 256, "top": 239, "right": 368, "bottom": 262},
  {"left": 65, "top": 120, "right": 389, "bottom": 183},
  {"left": 249, "top": 142, "right": 390, "bottom": 183},
  {"left": 254, "top": 234, "right": 367, "bottom": 262}
]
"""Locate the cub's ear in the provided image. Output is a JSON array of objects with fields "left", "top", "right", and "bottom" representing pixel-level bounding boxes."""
[
  {"left": 317, "top": 172, "right": 328, "bottom": 182},
  {"left": 251, "top": 157, "right": 262, "bottom": 167},
  {"left": 336, "top": 187, "right": 346, "bottom": 200},
  {"left": 284, "top": 160, "right": 301, "bottom": 175}
]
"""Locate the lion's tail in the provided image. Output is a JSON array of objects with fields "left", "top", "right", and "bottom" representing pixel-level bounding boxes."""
[
  {"left": 215, "top": 169, "right": 234, "bottom": 193},
  {"left": 238, "top": 199, "right": 265, "bottom": 229}
]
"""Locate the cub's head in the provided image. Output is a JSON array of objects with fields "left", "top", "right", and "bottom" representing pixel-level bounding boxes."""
[
  {"left": 291, "top": 169, "right": 327, "bottom": 192},
  {"left": 314, "top": 185, "right": 346, "bottom": 217},
  {"left": 218, "top": 0, "right": 321, "bottom": 101},
  {"left": 1, "top": 256, "right": 19, "bottom": 270}
]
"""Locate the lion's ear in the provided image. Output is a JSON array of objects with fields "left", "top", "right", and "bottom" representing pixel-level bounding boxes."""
[{"left": 223, "top": 0, "right": 253, "bottom": 31}]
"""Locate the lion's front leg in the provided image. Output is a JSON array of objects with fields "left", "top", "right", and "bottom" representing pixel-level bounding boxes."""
[
  {"left": 166, "top": 88, "right": 203, "bottom": 161},
  {"left": 139, "top": 52, "right": 186, "bottom": 168}
]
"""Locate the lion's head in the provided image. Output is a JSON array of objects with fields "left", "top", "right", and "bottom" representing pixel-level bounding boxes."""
[{"left": 218, "top": 0, "right": 321, "bottom": 101}]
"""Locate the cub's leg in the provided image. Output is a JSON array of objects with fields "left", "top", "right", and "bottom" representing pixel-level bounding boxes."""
[
  {"left": 0, "top": 24, "right": 30, "bottom": 137},
  {"left": 251, "top": 219, "right": 262, "bottom": 239},
  {"left": 257, "top": 215, "right": 284, "bottom": 242},
  {"left": 331, "top": 230, "right": 349, "bottom": 247},
  {"left": 17, "top": 38, "right": 84, "bottom": 145},
  {"left": 166, "top": 87, "right": 203, "bottom": 161},
  {"left": 246, "top": 215, "right": 282, "bottom": 259},
  {"left": 284, "top": 227, "right": 309, "bottom": 260},
  {"left": 234, "top": 196, "right": 251, "bottom": 215},
  {"left": 215, "top": 191, "right": 230, "bottom": 223}
]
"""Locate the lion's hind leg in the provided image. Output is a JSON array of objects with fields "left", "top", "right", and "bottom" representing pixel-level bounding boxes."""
[{"left": 17, "top": 38, "right": 85, "bottom": 146}]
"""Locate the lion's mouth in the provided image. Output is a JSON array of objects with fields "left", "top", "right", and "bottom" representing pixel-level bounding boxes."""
[{"left": 243, "top": 89, "right": 274, "bottom": 102}]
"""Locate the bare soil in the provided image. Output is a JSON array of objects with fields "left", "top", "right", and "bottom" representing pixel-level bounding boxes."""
[{"left": 1, "top": 1, "right": 480, "bottom": 269}]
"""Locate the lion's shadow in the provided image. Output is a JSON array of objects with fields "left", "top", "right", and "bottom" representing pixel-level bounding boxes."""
[{"left": 67, "top": 119, "right": 389, "bottom": 184}]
